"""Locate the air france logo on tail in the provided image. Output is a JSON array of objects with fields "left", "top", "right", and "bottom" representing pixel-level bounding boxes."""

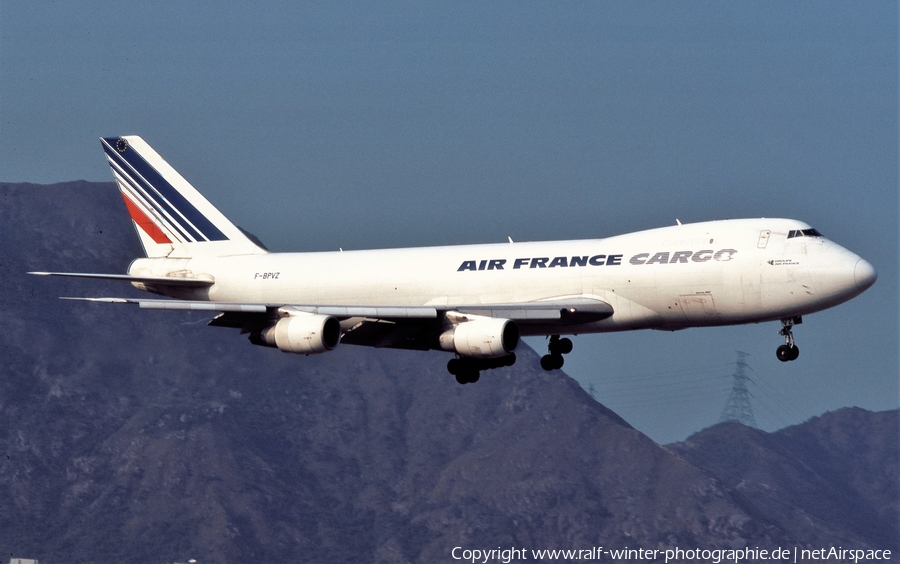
[
  {"left": 101, "top": 137, "right": 229, "bottom": 246},
  {"left": 100, "top": 136, "right": 267, "bottom": 259},
  {"left": 119, "top": 191, "right": 172, "bottom": 244}
]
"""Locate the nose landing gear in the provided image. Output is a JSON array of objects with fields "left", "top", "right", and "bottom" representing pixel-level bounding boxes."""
[
  {"left": 776, "top": 317, "right": 801, "bottom": 362},
  {"left": 541, "top": 335, "right": 573, "bottom": 371}
]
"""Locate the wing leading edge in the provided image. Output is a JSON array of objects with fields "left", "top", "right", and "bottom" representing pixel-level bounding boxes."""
[{"left": 57, "top": 296, "right": 611, "bottom": 322}]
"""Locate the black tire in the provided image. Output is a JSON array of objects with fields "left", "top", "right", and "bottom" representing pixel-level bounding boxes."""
[
  {"left": 788, "top": 344, "right": 800, "bottom": 361},
  {"left": 552, "top": 353, "right": 565, "bottom": 370},
  {"left": 776, "top": 345, "right": 791, "bottom": 362},
  {"left": 447, "top": 358, "right": 460, "bottom": 375},
  {"left": 540, "top": 355, "right": 555, "bottom": 371},
  {"left": 456, "top": 368, "right": 480, "bottom": 384},
  {"left": 541, "top": 354, "right": 565, "bottom": 370},
  {"left": 558, "top": 337, "right": 573, "bottom": 354}
]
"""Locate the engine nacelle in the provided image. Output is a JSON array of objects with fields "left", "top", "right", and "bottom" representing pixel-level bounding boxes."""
[
  {"left": 440, "top": 317, "right": 519, "bottom": 358},
  {"left": 258, "top": 313, "right": 341, "bottom": 355}
]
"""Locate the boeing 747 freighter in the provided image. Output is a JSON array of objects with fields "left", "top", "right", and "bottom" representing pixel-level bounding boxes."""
[{"left": 31, "top": 136, "right": 877, "bottom": 384}]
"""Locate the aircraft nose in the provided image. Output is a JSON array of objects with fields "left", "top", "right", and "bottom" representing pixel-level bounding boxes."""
[{"left": 854, "top": 258, "right": 877, "bottom": 292}]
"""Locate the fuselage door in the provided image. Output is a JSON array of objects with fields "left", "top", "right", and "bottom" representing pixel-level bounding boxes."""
[
  {"left": 678, "top": 293, "right": 720, "bottom": 324},
  {"left": 757, "top": 230, "right": 771, "bottom": 249}
]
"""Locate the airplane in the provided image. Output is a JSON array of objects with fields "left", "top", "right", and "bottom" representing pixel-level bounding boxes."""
[{"left": 31, "top": 136, "right": 878, "bottom": 384}]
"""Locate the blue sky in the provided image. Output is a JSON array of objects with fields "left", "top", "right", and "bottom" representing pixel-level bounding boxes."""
[{"left": 2, "top": 1, "right": 896, "bottom": 443}]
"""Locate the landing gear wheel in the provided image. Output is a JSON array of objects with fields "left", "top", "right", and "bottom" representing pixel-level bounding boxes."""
[
  {"left": 776, "top": 317, "right": 802, "bottom": 362},
  {"left": 448, "top": 354, "right": 511, "bottom": 384},
  {"left": 549, "top": 337, "right": 573, "bottom": 355},
  {"left": 776, "top": 344, "right": 800, "bottom": 362},
  {"left": 540, "top": 354, "right": 554, "bottom": 371},
  {"left": 540, "top": 353, "right": 564, "bottom": 371},
  {"left": 543, "top": 335, "right": 572, "bottom": 371},
  {"left": 776, "top": 345, "right": 791, "bottom": 362},
  {"left": 454, "top": 369, "right": 479, "bottom": 384}
]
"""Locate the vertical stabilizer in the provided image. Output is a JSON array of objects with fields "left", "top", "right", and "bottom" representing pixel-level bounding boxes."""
[{"left": 101, "top": 136, "right": 267, "bottom": 258}]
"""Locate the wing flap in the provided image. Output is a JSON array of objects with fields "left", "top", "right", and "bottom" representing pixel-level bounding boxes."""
[
  {"left": 286, "top": 305, "right": 438, "bottom": 319},
  {"left": 457, "top": 307, "right": 562, "bottom": 320},
  {"left": 457, "top": 299, "right": 613, "bottom": 323}
]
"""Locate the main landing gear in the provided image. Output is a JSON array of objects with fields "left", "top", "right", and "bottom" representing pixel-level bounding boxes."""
[
  {"left": 776, "top": 317, "right": 801, "bottom": 362},
  {"left": 448, "top": 354, "right": 516, "bottom": 385},
  {"left": 541, "top": 335, "right": 573, "bottom": 371},
  {"left": 449, "top": 334, "right": 574, "bottom": 384}
]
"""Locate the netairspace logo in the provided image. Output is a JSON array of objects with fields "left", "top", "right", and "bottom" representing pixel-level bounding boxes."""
[{"left": 450, "top": 546, "right": 893, "bottom": 563}]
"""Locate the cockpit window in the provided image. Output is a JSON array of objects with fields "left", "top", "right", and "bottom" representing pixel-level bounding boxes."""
[{"left": 787, "top": 228, "right": 823, "bottom": 239}]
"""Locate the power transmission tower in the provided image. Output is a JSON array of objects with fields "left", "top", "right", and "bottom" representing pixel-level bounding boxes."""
[{"left": 719, "top": 351, "right": 757, "bottom": 427}]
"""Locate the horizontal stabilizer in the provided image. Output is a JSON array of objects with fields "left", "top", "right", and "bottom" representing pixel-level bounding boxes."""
[{"left": 29, "top": 272, "right": 214, "bottom": 287}]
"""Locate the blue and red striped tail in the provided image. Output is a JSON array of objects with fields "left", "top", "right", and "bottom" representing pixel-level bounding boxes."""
[{"left": 101, "top": 136, "right": 267, "bottom": 258}]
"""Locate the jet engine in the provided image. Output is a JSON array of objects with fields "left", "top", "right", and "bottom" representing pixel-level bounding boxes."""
[
  {"left": 440, "top": 317, "right": 519, "bottom": 358},
  {"left": 255, "top": 313, "right": 341, "bottom": 354}
]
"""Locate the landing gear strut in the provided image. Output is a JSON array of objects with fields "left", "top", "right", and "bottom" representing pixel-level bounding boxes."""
[
  {"left": 776, "top": 317, "right": 801, "bottom": 362},
  {"left": 541, "top": 335, "right": 573, "bottom": 371},
  {"left": 448, "top": 354, "right": 516, "bottom": 385}
]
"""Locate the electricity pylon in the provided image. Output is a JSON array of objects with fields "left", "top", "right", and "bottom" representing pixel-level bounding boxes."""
[{"left": 719, "top": 351, "right": 757, "bottom": 427}]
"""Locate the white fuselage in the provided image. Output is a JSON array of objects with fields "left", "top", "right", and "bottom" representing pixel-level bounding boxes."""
[{"left": 128, "top": 218, "right": 874, "bottom": 336}]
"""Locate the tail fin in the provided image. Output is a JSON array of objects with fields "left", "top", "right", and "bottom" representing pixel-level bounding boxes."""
[{"left": 101, "top": 136, "right": 267, "bottom": 258}]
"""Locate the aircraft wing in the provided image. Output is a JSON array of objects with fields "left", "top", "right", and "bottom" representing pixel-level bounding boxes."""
[{"left": 59, "top": 296, "right": 613, "bottom": 351}]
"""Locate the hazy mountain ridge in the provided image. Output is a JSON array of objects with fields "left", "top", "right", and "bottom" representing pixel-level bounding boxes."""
[
  {"left": 1, "top": 182, "right": 896, "bottom": 563},
  {"left": 669, "top": 408, "right": 899, "bottom": 550}
]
